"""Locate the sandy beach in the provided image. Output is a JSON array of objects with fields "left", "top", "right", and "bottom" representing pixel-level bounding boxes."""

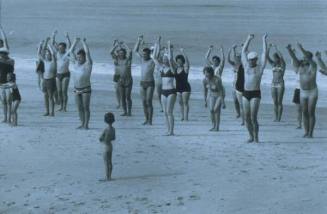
[
  {"left": 1, "top": 68, "right": 327, "bottom": 213},
  {"left": 1, "top": 0, "right": 327, "bottom": 213}
]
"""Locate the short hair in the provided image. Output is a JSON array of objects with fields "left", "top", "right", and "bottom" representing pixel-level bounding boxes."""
[
  {"left": 7, "top": 72, "right": 16, "bottom": 82},
  {"left": 77, "top": 49, "right": 86, "bottom": 57},
  {"left": 104, "top": 112, "right": 115, "bottom": 124},
  {"left": 58, "top": 42, "right": 67, "bottom": 48},
  {"left": 212, "top": 56, "right": 220, "bottom": 63},
  {"left": 118, "top": 48, "right": 127, "bottom": 55},
  {"left": 175, "top": 54, "right": 185, "bottom": 64},
  {"left": 142, "top": 48, "right": 151, "bottom": 55},
  {"left": 203, "top": 66, "right": 214, "bottom": 76},
  {"left": 306, "top": 51, "right": 313, "bottom": 59}
]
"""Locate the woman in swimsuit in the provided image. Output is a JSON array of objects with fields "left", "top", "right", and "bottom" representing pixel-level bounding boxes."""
[
  {"left": 152, "top": 39, "right": 176, "bottom": 136},
  {"left": 267, "top": 44, "right": 286, "bottom": 122},
  {"left": 68, "top": 38, "right": 93, "bottom": 129},
  {"left": 152, "top": 37, "right": 164, "bottom": 112},
  {"left": 203, "top": 66, "right": 225, "bottom": 131},
  {"left": 51, "top": 30, "right": 72, "bottom": 112},
  {"left": 228, "top": 44, "right": 244, "bottom": 125},
  {"left": 111, "top": 41, "right": 133, "bottom": 116},
  {"left": 2, "top": 73, "right": 21, "bottom": 126},
  {"left": 172, "top": 48, "right": 191, "bottom": 121},
  {"left": 110, "top": 40, "right": 122, "bottom": 109}
]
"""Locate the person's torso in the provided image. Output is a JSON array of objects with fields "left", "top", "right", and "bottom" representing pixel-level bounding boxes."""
[
  {"left": 207, "top": 76, "right": 222, "bottom": 96},
  {"left": 244, "top": 64, "right": 263, "bottom": 91},
  {"left": 140, "top": 59, "right": 155, "bottom": 81},
  {"left": 115, "top": 59, "right": 131, "bottom": 79},
  {"left": 56, "top": 53, "right": 70, "bottom": 74},
  {"left": 272, "top": 66, "right": 285, "bottom": 83},
  {"left": 72, "top": 62, "right": 92, "bottom": 88},
  {"left": 175, "top": 67, "right": 189, "bottom": 85},
  {"left": 161, "top": 66, "right": 175, "bottom": 90},
  {"left": 299, "top": 65, "right": 317, "bottom": 90},
  {"left": 43, "top": 60, "right": 56, "bottom": 79},
  {"left": 0, "top": 58, "right": 14, "bottom": 84}
]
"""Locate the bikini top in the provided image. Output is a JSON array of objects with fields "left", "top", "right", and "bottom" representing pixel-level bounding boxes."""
[{"left": 161, "top": 68, "right": 175, "bottom": 78}]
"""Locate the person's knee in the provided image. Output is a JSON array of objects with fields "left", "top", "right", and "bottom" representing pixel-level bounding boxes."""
[{"left": 146, "top": 99, "right": 152, "bottom": 107}]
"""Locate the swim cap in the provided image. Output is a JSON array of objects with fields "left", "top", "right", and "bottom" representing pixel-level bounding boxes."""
[{"left": 247, "top": 52, "right": 258, "bottom": 60}]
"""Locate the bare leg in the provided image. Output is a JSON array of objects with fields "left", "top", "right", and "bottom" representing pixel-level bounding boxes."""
[
  {"left": 308, "top": 93, "right": 318, "bottom": 138},
  {"left": 161, "top": 95, "right": 170, "bottom": 134},
  {"left": 75, "top": 94, "right": 84, "bottom": 128},
  {"left": 140, "top": 87, "right": 148, "bottom": 124},
  {"left": 301, "top": 97, "right": 309, "bottom": 137},
  {"left": 242, "top": 97, "right": 254, "bottom": 142},
  {"left": 43, "top": 92, "right": 50, "bottom": 116},
  {"left": 56, "top": 78, "right": 63, "bottom": 111},
  {"left": 271, "top": 87, "right": 278, "bottom": 121},
  {"left": 250, "top": 98, "right": 261, "bottom": 143},
  {"left": 233, "top": 90, "right": 240, "bottom": 118},
  {"left": 296, "top": 104, "right": 302, "bottom": 129},
  {"left": 62, "top": 77, "right": 70, "bottom": 112},
  {"left": 115, "top": 83, "right": 121, "bottom": 109},
  {"left": 178, "top": 93, "right": 184, "bottom": 121},
  {"left": 1, "top": 90, "right": 8, "bottom": 122},
  {"left": 213, "top": 97, "right": 222, "bottom": 131},
  {"left": 167, "top": 94, "right": 176, "bottom": 136},
  {"left": 277, "top": 86, "right": 284, "bottom": 122},
  {"left": 82, "top": 93, "right": 91, "bottom": 129},
  {"left": 146, "top": 86, "right": 154, "bottom": 125},
  {"left": 126, "top": 85, "right": 133, "bottom": 116},
  {"left": 182, "top": 92, "right": 191, "bottom": 121},
  {"left": 120, "top": 86, "right": 127, "bottom": 116},
  {"left": 48, "top": 88, "right": 55, "bottom": 116},
  {"left": 11, "top": 100, "right": 20, "bottom": 126},
  {"left": 209, "top": 96, "right": 217, "bottom": 131},
  {"left": 156, "top": 83, "right": 163, "bottom": 112},
  {"left": 236, "top": 91, "right": 244, "bottom": 125},
  {"left": 104, "top": 145, "right": 113, "bottom": 181}
]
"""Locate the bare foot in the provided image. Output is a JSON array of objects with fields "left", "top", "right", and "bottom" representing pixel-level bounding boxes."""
[
  {"left": 296, "top": 126, "right": 301, "bottom": 129},
  {"left": 121, "top": 112, "right": 127, "bottom": 116},
  {"left": 142, "top": 121, "right": 148, "bottom": 125},
  {"left": 303, "top": 133, "right": 309, "bottom": 138},
  {"left": 209, "top": 127, "right": 215, "bottom": 131},
  {"left": 76, "top": 125, "right": 83, "bottom": 129},
  {"left": 43, "top": 113, "right": 49, "bottom": 116},
  {"left": 247, "top": 138, "right": 254, "bottom": 143}
]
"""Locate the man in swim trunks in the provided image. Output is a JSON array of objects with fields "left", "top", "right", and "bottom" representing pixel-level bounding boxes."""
[
  {"left": 51, "top": 30, "right": 71, "bottom": 112},
  {"left": 0, "top": 25, "right": 15, "bottom": 123},
  {"left": 241, "top": 34, "right": 268, "bottom": 143},
  {"left": 38, "top": 38, "right": 57, "bottom": 117},
  {"left": 134, "top": 35, "right": 155, "bottom": 125},
  {"left": 111, "top": 41, "right": 133, "bottom": 116},
  {"left": 287, "top": 43, "right": 318, "bottom": 138}
]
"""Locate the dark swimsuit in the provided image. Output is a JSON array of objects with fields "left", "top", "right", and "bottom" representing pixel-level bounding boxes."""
[
  {"left": 175, "top": 69, "right": 191, "bottom": 93},
  {"left": 243, "top": 90, "right": 261, "bottom": 101},
  {"left": 12, "top": 87, "right": 21, "bottom": 101},
  {"left": 161, "top": 69, "right": 176, "bottom": 97},
  {"left": 235, "top": 64, "right": 244, "bottom": 92},
  {"left": 0, "top": 60, "right": 14, "bottom": 84},
  {"left": 57, "top": 72, "right": 70, "bottom": 81}
]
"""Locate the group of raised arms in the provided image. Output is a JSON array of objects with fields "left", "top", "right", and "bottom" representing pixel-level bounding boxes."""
[{"left": 1, "top": 27, "right": 327, "bottom": 141}]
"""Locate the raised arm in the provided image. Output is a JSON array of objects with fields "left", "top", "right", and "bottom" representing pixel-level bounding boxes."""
[
  {"left": 297, "top": 42, "right": 316, "bottom": 68},
  {"left": 260, "top": 34, "right": 268, "bottom": 68},
  {"left": 274, "top": 44, "right": 286, "bottom": 69},
  {"left": 66, "top": 37, "right": 79, "bottom": 61},
  {"left": 110, "top": 40, "right": 119, "bottom": 60},
  {"left": 121, "top": 42, "right": 132, "bottom": 61},
  {"left": 37, "top": 40, "right": 45, "bottom": 61},
  {"left": 227, "top": 45, "right": 236, "bottom": 66},
  {"left": 48, "top": 43, "right": 56, "bottom": 62},
  {"left": 286, "top": 44, "right": 300, "bottom": 68},
  {"left": 65, "top": 32, "right": 72, "bottom": 49},
  {"left": 0, "top": 25, "right": 9, "bottom": 50},
  {"left": 180, "top": 48, "right": 190, "bottom": 73},
  {"left": 241, "top": 34, "right": 254, "bottom": 67},
  {"left": 217, "top": 46, "right": 225, "bottom": 76},
  {"left": 133, "top": 35, "right": 143, "bottom": 58},
  {"left": 267, "top": 44, "right": 275, "bottom": 66},
  {"left": 82, "top": 38, "right": 92, "bottom": 64},
  {"left": 205, "top": 45, "right": 213, "bottom": 66},
  {"left": 51, "top": 30, "right": 58, "bottom": 51},
  {"left": 151, "top": 36, "right": 161, "bottom": 66},
  {"left": 167, "top": 40, "right": 176, "bottom": 72},
  {"left": 315, "top": 51, "right": 327, "bottom": 75}
]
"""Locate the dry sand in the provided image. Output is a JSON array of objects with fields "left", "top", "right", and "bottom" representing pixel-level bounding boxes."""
[{"left": 0, "top": 68, "right": 327, "bottom": 214}]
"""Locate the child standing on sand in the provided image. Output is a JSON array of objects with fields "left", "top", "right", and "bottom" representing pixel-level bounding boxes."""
[{"left": 99, "top": 112, "right": 116, "bottom": 181}]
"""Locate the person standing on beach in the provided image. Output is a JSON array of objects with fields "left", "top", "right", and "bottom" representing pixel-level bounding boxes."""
[
  {"left": 0, "top": 25, "right": 14, "bottom": 123},
  {"left": 99, "top": 112, "right": 116, "bottom": 181},
  {"left": 110, "top": 41, "right": 133, "bottom": 116},
  {"left": 267, "top": 44, "right": 286, "bottom": 122},
  {"left": 110, "top": 40, "right": 121, "bottom": 109},
  {"left": 241, "top": 34, "right": 268, "bottom": 143},
  {"left": 51, "top": 30, "right": 71, "bottom": 112},
  {"left": 228, "top": 44, "right": 244, "bottom": 125},
  {"left": 203, "top": 66, "right": 225, "bottom": 131},
  {"left": 286, "top": 43, "right": 318, "bottom": 138},
  {"left": 134, "top": 35, "right": 155, "bottom": 125},
  {"left": 68, "top": 38, "right": 93, "bottom": 129},
  {"left": 153, "top": 39, "right": 176, "bottom": 136},
  {"left": 291, "top": 48, "right": 302, "bottom": 129},
  {"left": 152, "top": 37, "right": 164, "bottom": 112},
  {"left": 205, "top": 45, "right": 226, "bottom": 108},
  {"left": 38, "top": 38, "right": 57, "bottom": 117}
]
